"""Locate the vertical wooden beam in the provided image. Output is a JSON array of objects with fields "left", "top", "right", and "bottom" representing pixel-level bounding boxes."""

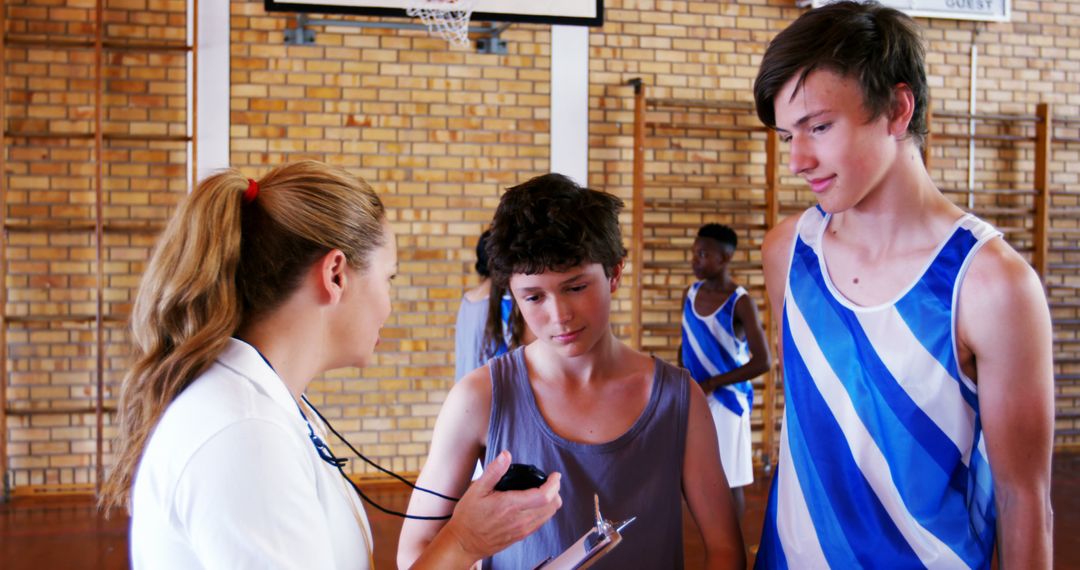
[
  {"left": 0, "top": 0, "right": 10, "bottom": 501},
  {"left": 1033, "top": 102, "right": 1051, "bottom": 282},
  {"left": 630, "top": 78, "right": 645, "bottom": 350},
  {"left": 190, "top": 0, "right": 198, "bottom": 188},
  {"left": 761, "top": 128, "right": 779, "bottom": 470},
  {"left": 94, "top": 0, "right": 105, "bottom": 493}
]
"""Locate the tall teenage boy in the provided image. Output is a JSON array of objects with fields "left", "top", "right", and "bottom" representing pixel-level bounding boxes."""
[{"left": 753, "top": 2, "right": 1053, "bottom": 568}]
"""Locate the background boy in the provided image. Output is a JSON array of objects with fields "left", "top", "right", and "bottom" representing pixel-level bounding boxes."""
[
  {"left": 398, "top": 174, "right": 745, "bottom": 569},
  {"left": 679, "top": 223, "right": 772, "bottom": 519},
  {"left": 753, "top": 2, "right": 1053, "bottom": 568}
]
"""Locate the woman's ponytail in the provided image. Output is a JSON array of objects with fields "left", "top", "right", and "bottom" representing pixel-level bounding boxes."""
[{"left": 100, "top": 171, "right": 251, "bottom": 512}]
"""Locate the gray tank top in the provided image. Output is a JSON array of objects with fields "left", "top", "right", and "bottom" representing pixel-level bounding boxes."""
[{"left": 483, "top": 347, "right": 690, "bottom": 569}]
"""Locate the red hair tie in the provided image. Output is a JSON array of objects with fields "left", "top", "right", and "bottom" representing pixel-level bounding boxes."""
[{"left": 244, "top": 178, "right": 259, "bottom": 203}]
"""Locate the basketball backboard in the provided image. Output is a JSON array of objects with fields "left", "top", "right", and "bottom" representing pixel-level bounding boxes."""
[{"left": 264, "top": 0, "right": 604, "bottom": 26}]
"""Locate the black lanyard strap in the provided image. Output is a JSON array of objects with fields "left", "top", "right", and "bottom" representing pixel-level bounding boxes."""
[
  {"left": 241, "top": 339, "right": 458, "bottom": 520},
  {"left": 299, "top": 395, "right": 459, "bottom": 520}
]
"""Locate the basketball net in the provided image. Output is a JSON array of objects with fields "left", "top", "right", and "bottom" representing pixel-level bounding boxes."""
[{"left": 405, "top": 0, "right": 475, "bottom": 46}]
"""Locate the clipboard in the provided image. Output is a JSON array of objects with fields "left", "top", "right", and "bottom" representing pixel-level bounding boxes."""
[{"left": 532, "top": 494, "right": 636, "bottom": 570}]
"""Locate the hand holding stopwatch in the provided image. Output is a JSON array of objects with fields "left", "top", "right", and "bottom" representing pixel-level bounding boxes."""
[{"left": 494, "top": 463, "right": 548, "bottom": 491}]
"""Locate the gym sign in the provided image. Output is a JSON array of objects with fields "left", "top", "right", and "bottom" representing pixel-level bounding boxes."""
[{"left": 806, "top": 0, "right": 1010, "bottom": 22}]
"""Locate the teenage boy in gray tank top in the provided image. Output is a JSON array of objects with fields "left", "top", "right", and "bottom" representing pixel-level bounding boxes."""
[{"left": 398, "top": 174, "right": 746, "bottom": 569}]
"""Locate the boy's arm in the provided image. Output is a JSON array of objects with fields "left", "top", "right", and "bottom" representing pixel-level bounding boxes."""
[
  {"left": 700, "top": 294, "right": 773, "bottom": 392},
  {"left": 681, "top": 381, "right": 747, "bottom": 569},
  {"left": 958, "top": 240, "right": 1053, "bottom": 569},
  {"left": 397, "top": 366, "right": 563, "bottom": 569},
  {"left": 761, "top": 216, "right": 799, "bottom": 361}
]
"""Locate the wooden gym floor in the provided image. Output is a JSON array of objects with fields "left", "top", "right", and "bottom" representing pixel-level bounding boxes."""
[{"left": 2, "top": 452, "right": 1077, "bottom": 569}]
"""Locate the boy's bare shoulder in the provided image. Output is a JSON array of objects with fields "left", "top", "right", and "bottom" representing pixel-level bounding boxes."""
[
  {"left": 763, "top": 214, "right": 801, "bottom": 262},
  {"left": 430, "top": 364, "right": 495, "bottom": 451},
  {"left": 961, "top": 237, "right": 1045, "bottom": 311},
  {"left": 955, "top": 237, "right": 1047, "bottom": 359},
  {"left": 450, "top": 363, "right": 494, "bottom": 407}
]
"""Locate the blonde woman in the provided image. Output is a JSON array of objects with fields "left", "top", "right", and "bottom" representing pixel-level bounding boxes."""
[{"left": 100, "top": 160, "right": 561, "bottom": 569}]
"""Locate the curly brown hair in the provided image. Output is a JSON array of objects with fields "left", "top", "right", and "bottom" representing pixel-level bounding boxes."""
[{"left": 485, "top": 173, "right": 627, "bottom": 288}]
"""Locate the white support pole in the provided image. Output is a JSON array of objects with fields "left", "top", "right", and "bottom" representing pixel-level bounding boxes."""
[
  {"left": 550, "top": 25, "right": 589, "bottom": 185},
  {"left": 195, "top": 0, "right": 229, "bottom": 185},
  {"left": 967, "top": 41, "right": 978, "bottom": 209}
]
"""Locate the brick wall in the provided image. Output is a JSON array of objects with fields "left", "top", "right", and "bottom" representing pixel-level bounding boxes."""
[
  {"left": 4, "top": 0, "right": 1078, "bottom": 491},
  {"left": 3, "top": 0, "right": 188, "bottom": 490}
]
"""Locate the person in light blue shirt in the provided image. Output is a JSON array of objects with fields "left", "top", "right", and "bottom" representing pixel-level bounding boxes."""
[
  {"left": 454, "top": 229, "right": 499, "bottom": 381},
  {"left": 455, "top": 229, "right": 528, "bottom": 382}
]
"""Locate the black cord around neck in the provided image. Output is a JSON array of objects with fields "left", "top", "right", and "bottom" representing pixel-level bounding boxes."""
[
  {"left": 238, "top": 339, "right": 458, "bottom": 520},
  {"left": 300, "top": 394, "right": 459, "bottom": 521}
]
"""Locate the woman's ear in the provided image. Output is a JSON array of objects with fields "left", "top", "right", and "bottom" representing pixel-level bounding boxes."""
[
  {"left": 889, "top": 83, "right": 916, "bottom": 138},
  {"left": 316, "top": 249, "right": 349, "bottom": 305}
]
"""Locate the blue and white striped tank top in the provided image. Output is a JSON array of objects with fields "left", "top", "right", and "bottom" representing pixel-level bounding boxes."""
[
  {"left": 757, "top": 207, "right": 1001, "bottom": 570},
  {"left": 681, "top": 283, "right": 754, "bottom": 417}
]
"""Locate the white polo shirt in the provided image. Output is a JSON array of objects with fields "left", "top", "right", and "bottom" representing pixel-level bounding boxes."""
[{"left": 130, "top": 338, "right": 372, "bottom": 569}]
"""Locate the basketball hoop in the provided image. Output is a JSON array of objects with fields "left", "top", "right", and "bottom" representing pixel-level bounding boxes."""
[{"left": 406, "top": 0, "right": 475, "bottom": 46}]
